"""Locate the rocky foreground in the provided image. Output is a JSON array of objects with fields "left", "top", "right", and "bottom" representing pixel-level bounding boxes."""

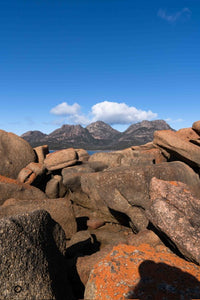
[{"left": 0, "top": 121, "right": 200, "bottom": 299}]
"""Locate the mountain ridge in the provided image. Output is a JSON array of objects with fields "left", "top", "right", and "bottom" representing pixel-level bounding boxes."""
[{"left": 21, "top": 120, "right": 173, "bottom": 150}]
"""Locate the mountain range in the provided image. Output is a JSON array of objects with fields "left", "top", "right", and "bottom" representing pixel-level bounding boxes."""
[{"left": 21, "top": 120, "right": 173, "bottom": 150}]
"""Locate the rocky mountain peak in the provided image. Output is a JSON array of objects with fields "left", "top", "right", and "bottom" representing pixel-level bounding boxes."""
[
  {"left": 48, "top": 124, "right": 87, "bottom": 138},
  {"left": 124, "top": 120, "right": 172, "bottom": 135},
  {"left": 86, "top": 121, "right": 120, "bottom": 140},
  {"left": 21, "top": 131, "right": 47, "bottom": 144},
  {"left": 21, "top": 130, "right": 47, "bottom": 138},
  {"left": 21, "top": 119, "right": 174, "bottom": 150}
]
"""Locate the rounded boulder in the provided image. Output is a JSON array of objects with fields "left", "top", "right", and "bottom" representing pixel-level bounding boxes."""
[
  {"left": 44, "top": 148, "right": 77, "bottom": 171},
  {"left": 0, "top": 130, "right": 36, "bottom": 179},
  {"left": 192, "top": 120, "right": 200, "bottom": 135}
]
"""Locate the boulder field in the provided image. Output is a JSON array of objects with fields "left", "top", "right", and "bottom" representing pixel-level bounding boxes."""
[{"left": 0, "top": 121, "right": 200, "bottom": 299}]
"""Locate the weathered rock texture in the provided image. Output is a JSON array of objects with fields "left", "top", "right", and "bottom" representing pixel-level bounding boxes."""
[
  {"left": 0, "top": 197, "right": 77, "bottom": 239},
  {"left": 0, "top": 175, "right": 46, "bottom": 205},
  {"left": 88, "top": 144, "right": 167, "bottom": 168},
  {"left": 153, "top": 129, "right": 200, "bottom": 169},
  {"left": 1, "top": 120, "right": 200, "bottom": 299},
  {"left": 176, "top": 127, "right": 200, "bottom": 141},
  {"left": 146, "top": 177, "right": 200, "bottom": 264},
  {"left": 34, "top": 144, "right": 49, "bottom": 163},
  {"left": 0, "top": 129, "right": 36, "bottom": 179},
  {"left": 45, "top": 175, "right": 67, "bottom": 198},
  {"left": 44, "top": 148, "right": 77, "bottom": 171},
  {"left": 17, "top": 162, "right": 46, "bottom": 184},
  {"left": 62, "top": 164, "right": 94, "bottom": 192},
  {"left": 75, "top": 161, "right": 200, "bottom": 231},
  {"left": 192, "top": 120, "right": 200, "bottom": 135},
  {"left": 85, "top": 244, "right": 200, "bottom": 300},
  {"left": 77, "top": 245, "right": 113, "bottom": 286},
  {"left": 0, "top": 210, "right": 75, "bottom": 300}
]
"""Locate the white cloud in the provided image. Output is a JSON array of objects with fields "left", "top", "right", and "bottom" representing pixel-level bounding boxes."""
[
  {"left": 50, "top": 102, "right": 90, "bottom": 125},
  {"left": 158, "top": 8, "right": 191, "bottom": 23},
  {"left": 68, "top": 114, "right": 90, "bottom": 125},
  {"left": 165, "top": 118, "right": 184, "bottom": 123},
  {"left": 50, "top": 100, "right": 158, "bottom": 126},
  {"left": 50, "top": 102, "right": 80, "bottom": 115},
  {"left": 91, "top": 101, "right": 157, "bottom": 124}
]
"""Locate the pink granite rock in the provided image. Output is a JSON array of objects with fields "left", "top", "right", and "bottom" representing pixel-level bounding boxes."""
[{"left": 44, "top": 148, "right": 77, "bottom": 171}]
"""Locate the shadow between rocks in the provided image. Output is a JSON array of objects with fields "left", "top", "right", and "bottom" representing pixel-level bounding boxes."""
[
  {"left": 147, "top": 222, "right": 186, "bottom": 260},
  {"left": 108, "top": 207, "right": 132, "bottom": 227},
  {"left": 65, "top": 234, "right": 101, "bottom": 299},
  {"left": 38, "top": 218, "right": 75, "bottom": 300},
  {"left": 125, "top": 260, "right": 200, "bottom": 299},
  {"left": 76, "top": 216, "right": 89, "bottom": 231}
]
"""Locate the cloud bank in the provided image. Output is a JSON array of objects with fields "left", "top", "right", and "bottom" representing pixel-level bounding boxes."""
[
  {"left": 91, "top": 101, "right": 157, "bottom": 124},
  {"left": 158, "top": 8, "right": 191, "bottom": 23},
  {"left": 50, "top": 101, "right": 157, "bottom": 126},
  {"left": 50, "top": 102, "right": 81, "bottom": 115}
]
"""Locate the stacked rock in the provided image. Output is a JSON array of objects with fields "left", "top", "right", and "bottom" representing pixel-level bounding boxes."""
[{"left": 0, "top": 121, "right": 200, "bottom": 299}]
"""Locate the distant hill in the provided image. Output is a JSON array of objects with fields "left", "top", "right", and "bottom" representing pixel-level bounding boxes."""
[
  {"left": 86, "top": 121, "right": 121, "bottom": 140},
  {"left": 21, "top": 130, "right": 47, "bottom": 145},
  {"left": 21, "top": 120, "right": 173, "bottom": 150}
]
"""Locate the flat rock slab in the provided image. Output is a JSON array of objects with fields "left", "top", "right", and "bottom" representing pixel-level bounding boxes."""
[
  {"left": 85, "top": 244, "right": 200, "bottom": 300},
  {"left": 44, "top": 148, "right": 77, "bottom": 171},
  {"left": 0, "top": 130, "right": 36, "bottom": 179},
  {"left": 0, "top": 210, "right": 75, "bottom": 300}
]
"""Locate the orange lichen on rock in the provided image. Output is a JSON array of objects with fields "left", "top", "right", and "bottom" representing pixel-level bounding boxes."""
[
  {"left": 0, "top": 174, "right": 17, "bottom": 184},
  {"left": 0, "top": 174, "right": 32, "bottom": 189},
  {"left": 84, "top": 243, "right": 200, "bottom": 300},
  {"left": 169, "top": 181, "right": 179, "bottom": 186}
]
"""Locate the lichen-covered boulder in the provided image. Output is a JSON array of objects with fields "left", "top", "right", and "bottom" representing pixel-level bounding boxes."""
[
  {"left": 76, "top": 245, "right": 113, "bottom": 286},
  {"left": 85, "top": 244, "right": 200, "bottom": 300},
  {"left": 0, "top": 130, "right": 36, "bottom": 179},
  {"left": 0, "top": 210, "right": 75, "bottom": 300}
]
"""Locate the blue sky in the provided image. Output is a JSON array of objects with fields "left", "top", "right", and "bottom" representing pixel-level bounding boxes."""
[{"left": 0, "top": 0, "right": 200, "bottom": 135}]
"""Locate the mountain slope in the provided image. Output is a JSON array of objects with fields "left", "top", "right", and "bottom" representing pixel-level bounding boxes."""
[
  {"left": 21, "top": 120, "right": 174, "bottom": 150},
  {"left": 21, "top": 131, "right": 47, "bottom": 145},
  {"left": 86, "top": 121, "right": 121, "bottom": 140}
]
